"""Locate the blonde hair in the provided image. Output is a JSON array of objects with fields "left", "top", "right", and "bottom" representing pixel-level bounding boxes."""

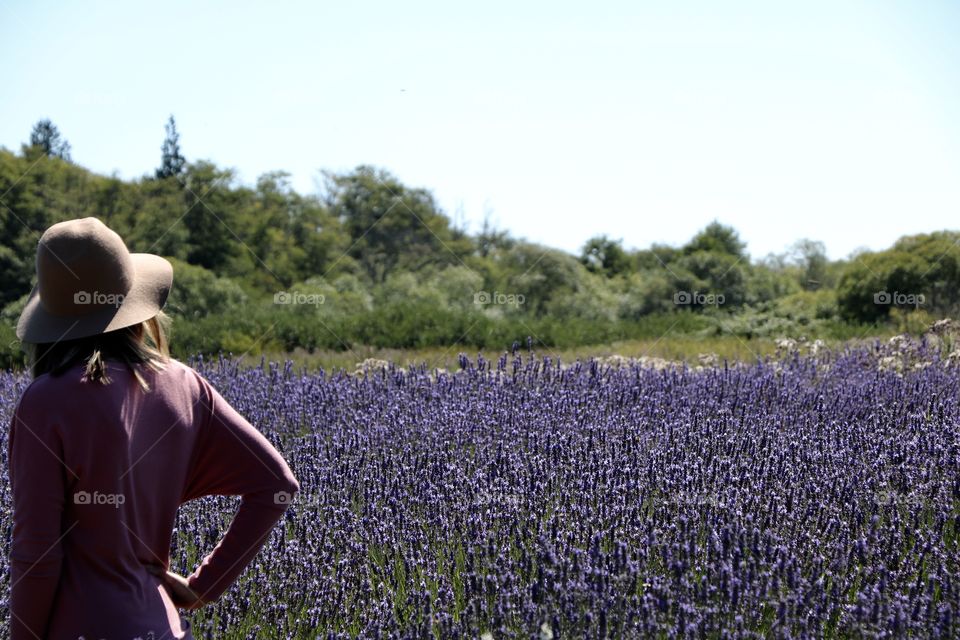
[{"left": 24, "top": 311, "right": 172, "bottom": 391}]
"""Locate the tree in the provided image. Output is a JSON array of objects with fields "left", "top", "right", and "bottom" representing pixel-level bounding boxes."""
[
  {"left": 788, "top": 239, "right": 828, "bottom": 291},
  {"left": 580, "top": 235, "right": 631, "bottom": 277},
  {"left": 504, "top": 244, "right": 585, "bottom": 316},
  {"left": 836, "top": 232, "right": 960, "bottom": 322},
  {"left": 633, "top": 244, "right": 680, "bottom": 271},
  {"left": 239, "top": 171, "right": 350, "bottom": 288},
  {"left": 475, "top": 210, "right": 515, "bottom": 258},
  {"left": 180, "top": 161, "right": 238, "bottom": 273},
  {"left": 675, "top": 250, "right": 748, "bottom": 307},
  {"left": 28, "top": 119, "right": 71, "bottom": 160},
  {"left": 156, "top": 115, "right": 186, "bottom": 180},
  {"left": 163, "top": 258, "right": 247, "bottom": 318},
  {"left": 323, "top": 166, "right": 470, "bottom": 283},
  {"left": 683, "top": 221, "right": 747, "bottom": 259}
]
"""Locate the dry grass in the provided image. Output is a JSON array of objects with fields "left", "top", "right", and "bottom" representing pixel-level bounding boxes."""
[{"left": 239, "top": 335, "right": 865, "bottom": 374}]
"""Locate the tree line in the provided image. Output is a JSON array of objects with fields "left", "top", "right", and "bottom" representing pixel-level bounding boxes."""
[{"left": 1, "top": 117, "right": 956, "bottom": 365}]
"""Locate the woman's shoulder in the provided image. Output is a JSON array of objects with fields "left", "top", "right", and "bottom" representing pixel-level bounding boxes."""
[
  {"left": 18, "top": 361, "right": 89, "bottom": 399},
  {"left": 12, "top": 358, "right": 218, "bottom": 431},
  {"left": 163, "top": 357, "right": 208, "bottom": 384},
  {"left": 13, "top": 363, "right": 93, "bottom": 420},
  {"left": 20, "top": 357, "right": 199, "bottom": 402},
  {"left": 146, "top": 357, "right": 210, "bottom": 392},
  {"left": 157, "top": 358, "right": 221, "bottom": 404}
]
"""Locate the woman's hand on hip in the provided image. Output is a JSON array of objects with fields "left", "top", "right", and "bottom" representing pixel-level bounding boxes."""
[{"left": 147, "top": 564, "right": 204, "bottom": 610}]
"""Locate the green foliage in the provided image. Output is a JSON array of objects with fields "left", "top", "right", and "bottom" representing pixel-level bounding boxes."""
[
  {"left": 889, "top": 307, "right": 935, "bottom": 335},
  {"left": 0, "top": 140, "right": 953, "bottom": 360},
  {"left": 235, "top": 171, "right": 351, "bottom": 290},
  {"left": 836, "top": 232, "right": 960, "bottom": 322},
  {"left": 744, "top": 263, "right": 801, "bottom": 305},
  {"left": 708, "top": 304, "right": 823, "bottom": 340},
  {"left": 774, "top": 289, "right": 838, "bottom": 322},
  {"left": 544, "top": 271, "right": 620, "bottom": 322},
  {"left": 633, "top": 244, "right": 680, "bottom": 271},
  {"left": 501, "top": 244, "right": 584, "bottom": 316},
  {"left": 352, "top": 300, "right": 485, "bottom": 349},
  {"left": 619, "top": 271, "right": 678, "bottom": 318},
  {"left": 180, "top": 162, "right": 240, "bottom": 273},
  {"left": 323, "top": 166, "right": 472, "bottom": 284},
  {"left": 0, "top": 321, "right": 25, "bottom": 370},
  {"left": 682, "top": 221, "right": 747, "bottom": 259},
  {"left": 674, "top": 250, "right": 747, "bottom": 307},
  {"left": 581, "top": 235, "right": 632, "bottom": 277},
  {"left": 373, "top": 272, "right": 447, "bottom": 308},
  {"left": 0, "top": 149, "right": 95, "bottom": 305},
  {"left": 167, "top": 310, "right": 283, "bottom": 358},
  {"left": 789, "top": 239, "right": 830, "bottom": 291},
  {"left": 426, "top": 266, "right": 485, "bottom": 312},
  {"left": 122, "top": 177, "right": 191, "bottom": 259},
  {"left": 164, "top": 258, "right": 248, "bottom": 318},
  {"left": 474, "top": 215, "right": 516, "bottom": 258}
]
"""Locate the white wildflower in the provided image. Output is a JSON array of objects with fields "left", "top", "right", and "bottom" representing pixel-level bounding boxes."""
[{"left": 697, "top": 352, "right": 720, "bottom": 367}]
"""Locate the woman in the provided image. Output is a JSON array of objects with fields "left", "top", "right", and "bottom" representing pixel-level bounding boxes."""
[{"left": 7, "top": 217, "right": 300, "bottom": 639}]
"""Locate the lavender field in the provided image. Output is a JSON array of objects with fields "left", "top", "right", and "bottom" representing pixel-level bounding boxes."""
[{"left": 2, "top": 338, "right": 959, "bottom": 638}]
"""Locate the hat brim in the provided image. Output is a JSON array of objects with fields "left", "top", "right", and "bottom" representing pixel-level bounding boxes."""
[{"left": 15, "top": 253, "right": 174, "bottom": 344}]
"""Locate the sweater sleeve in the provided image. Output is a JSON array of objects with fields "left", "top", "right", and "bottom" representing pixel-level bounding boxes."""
[
  {"left": 180, "top": 371, "right": 299, "bottom": 606},
  {"left": 7, "top": 387, "right": 67, "bottom": 640}
]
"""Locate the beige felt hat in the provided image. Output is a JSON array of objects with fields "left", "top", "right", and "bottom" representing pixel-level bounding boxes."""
[{"left": 16, "top": 217, "right": 173, "bottom": 344}]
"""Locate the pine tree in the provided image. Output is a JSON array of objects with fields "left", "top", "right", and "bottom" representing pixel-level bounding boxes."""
[
  {"left": 156, "top": 115, "right": 186, "bottom": 179},
  {"left": 29, "top": 119, "right": 71, "bottom": 160}
]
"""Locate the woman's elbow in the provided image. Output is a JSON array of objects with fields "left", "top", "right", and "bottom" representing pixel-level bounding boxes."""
[
  {"left": 285, "top": 472, "right": 300, "bottom": 496},
  {"left": 273, "top": 466, "right": 299, "bottom": 506}
]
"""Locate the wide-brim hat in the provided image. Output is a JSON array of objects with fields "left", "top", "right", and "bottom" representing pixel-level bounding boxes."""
[{"left": 16, "top": 217, "right": 173, "bottom": 344}]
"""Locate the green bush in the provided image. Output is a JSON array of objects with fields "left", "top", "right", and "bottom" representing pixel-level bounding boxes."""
[
  {"left": 0, "top": 321, "right": 25, "bottom": 371},
  {"left": 775, "top": 289, "right": 838, "bottom": 322},
  {"left": 164, "top": 258, "right": 248, "bottom": 318},
  {"left": 837, "top": 232, "right": 960, "bottom": 323}
]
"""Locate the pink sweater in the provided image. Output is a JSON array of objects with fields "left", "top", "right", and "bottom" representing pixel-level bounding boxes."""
[{"left": 6, "top": 358, "right": 300, "bottom": 639}]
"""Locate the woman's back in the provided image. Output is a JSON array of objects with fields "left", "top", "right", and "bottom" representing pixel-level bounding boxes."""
[{"left": 9, "top": 358, "right": 299, "bottom": 640}]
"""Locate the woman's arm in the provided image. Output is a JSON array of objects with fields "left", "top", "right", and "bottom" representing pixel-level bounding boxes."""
[
  {"left": 7, "top": 387, "right": 68, "bottom": 639},
  {"left": 177, "top": 370, "right": 299, "bottom": 606}
]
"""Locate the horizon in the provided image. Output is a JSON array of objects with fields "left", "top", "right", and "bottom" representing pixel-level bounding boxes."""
[{"left": 2, "top": 0, "right": 958, "bottom": 261}]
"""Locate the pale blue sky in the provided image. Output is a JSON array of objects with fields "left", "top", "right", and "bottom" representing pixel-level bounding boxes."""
[{"left": 2, "top": 0, "right": 958, "bottom": 260}]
